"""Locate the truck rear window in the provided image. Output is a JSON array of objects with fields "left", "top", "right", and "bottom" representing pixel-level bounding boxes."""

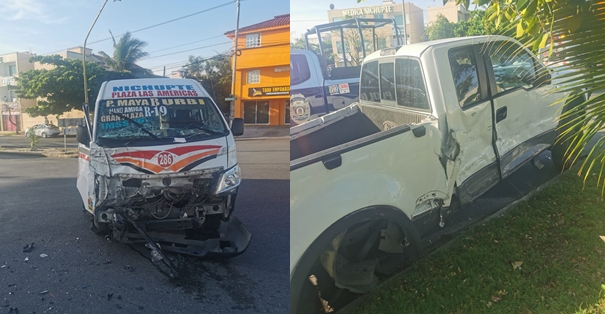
[{"left": 360, "top": 58, "right": 430, "bottom": 110}]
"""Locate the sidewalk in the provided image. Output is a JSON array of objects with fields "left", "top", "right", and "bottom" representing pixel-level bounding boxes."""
[{"left": 236, "top": 125, "right": 290, "bottom": 139}]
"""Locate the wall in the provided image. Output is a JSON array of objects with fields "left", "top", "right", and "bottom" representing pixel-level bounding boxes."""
[{"left": 231, "top": 25, "right": 290, "bottom": 125}]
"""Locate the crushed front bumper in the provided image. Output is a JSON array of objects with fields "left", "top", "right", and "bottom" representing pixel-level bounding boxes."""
[{"left": 115, "top": 215, "right": 252, "bottom": 258}]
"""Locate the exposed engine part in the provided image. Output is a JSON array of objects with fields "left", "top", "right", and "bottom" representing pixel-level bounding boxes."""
[{"left": 124, "top": 214, "right": 178, "bottom": 278}]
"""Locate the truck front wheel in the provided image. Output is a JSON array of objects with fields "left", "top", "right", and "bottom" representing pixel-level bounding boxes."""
[{"left": 291, "top": 217, "right": 420, "bottom": 314}]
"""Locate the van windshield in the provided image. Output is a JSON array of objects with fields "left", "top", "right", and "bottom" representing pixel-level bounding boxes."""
[{"left": 94, "top": 97, "right": 228, "bottom": 145}]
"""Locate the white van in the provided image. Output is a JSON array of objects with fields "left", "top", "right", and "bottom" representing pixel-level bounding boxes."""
[{"left": 76, "top": 78, "right": 250, "bottom": 261}]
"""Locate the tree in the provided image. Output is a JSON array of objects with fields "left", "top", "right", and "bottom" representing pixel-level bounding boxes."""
[
  {"left": 291, "top": 35, "right": 336, "bottom": 67},
  {"left": 180, "top": 55, "right": 232, "bottom": 114},
  {"left": 16, "top": 55, "right": 132, "bottom": 117},
  {"left": 453, "top": 10, "right": 497, "bottom": 37},
  {"left": 98, "top": 31, "right": 153, "bottom": 77},
  {"left": 425, "top": 14, "right": 456, "bottom": 40}
]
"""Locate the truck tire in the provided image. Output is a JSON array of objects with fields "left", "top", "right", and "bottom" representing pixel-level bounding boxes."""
[
  {"left": 551, "top": 96, "right": 585, "bottom": 172},
  {"left": 291, "top": 207, "right": 422, "bottom": 314}
]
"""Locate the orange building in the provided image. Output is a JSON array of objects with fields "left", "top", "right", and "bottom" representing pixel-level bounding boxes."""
[{"left": 225, "top": 14, "right": 290, "bottom": 125}]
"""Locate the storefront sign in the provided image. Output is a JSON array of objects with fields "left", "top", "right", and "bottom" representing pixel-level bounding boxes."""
[
  {"left": 342, "top": 5, "right": 393, "bottom": 17},
  {"left": 248, "top": 86, "right": 290, "bottom": 97}
]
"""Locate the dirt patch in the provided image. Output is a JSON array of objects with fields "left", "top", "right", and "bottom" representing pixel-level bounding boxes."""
[{"left": 0, "top": 147, "right": 78, "bottom": 158}]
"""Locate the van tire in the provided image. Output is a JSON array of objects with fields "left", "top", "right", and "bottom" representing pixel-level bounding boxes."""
[{"left": 90, "top": 216, "right": 108, "bottom": 235}]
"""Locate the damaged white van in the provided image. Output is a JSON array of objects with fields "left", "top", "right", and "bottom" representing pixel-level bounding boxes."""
[{"left": 76, "top": 78, "right": 250, "bottom": 265}]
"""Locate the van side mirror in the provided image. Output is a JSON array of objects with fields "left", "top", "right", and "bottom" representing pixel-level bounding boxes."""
[
  {"left": 76, "top": 125, "right": 90, "bottom": 145},
  {"left": 231, "top": 118, "right": 244, "bottom": 136}
]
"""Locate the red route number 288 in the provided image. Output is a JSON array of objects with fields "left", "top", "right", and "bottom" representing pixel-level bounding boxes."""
[{"left": 157, "top": 152, "right": 174, "bottom": 167}]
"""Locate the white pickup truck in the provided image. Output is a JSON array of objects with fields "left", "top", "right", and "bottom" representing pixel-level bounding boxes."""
[{"left": 289, "top": 35, "right": 584, "bottom": 314}]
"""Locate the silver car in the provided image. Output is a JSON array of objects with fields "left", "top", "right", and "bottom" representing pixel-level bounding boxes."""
[{"left": 25, "top": 124, "right": 61, "bottom": 138}]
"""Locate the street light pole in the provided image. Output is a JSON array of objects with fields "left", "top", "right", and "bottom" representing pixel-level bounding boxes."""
[
  {"left": 229, "top": 0, "right": 241, "bottom": 125},
  {"left": 83, "top": 0, "right": 109, "bottom": 107}
]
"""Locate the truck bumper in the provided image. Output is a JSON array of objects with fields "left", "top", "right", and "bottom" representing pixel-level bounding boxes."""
[{"left": 116, "top": 215, "right": 252, "bottom": 258}]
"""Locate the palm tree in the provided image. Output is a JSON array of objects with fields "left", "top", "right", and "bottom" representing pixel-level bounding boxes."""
[{"left": 98, "top": 31, "right": 153, "bottom": 77}]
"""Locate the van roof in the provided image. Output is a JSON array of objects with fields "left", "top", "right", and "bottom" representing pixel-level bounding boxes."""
[{"left": 100, "top": 78, "right": 211, "bottom": 99}]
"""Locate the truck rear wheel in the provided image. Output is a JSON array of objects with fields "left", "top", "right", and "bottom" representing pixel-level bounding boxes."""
[{"left": 291, "top": 218, "right": 419, "bottom": 314}]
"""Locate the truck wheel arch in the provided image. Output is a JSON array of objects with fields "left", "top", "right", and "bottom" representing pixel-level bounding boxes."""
[{"left": 290, "top": 205, "right": 423, "bottom": 313}]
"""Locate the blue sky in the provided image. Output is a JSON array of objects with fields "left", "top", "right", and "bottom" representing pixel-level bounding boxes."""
[
  {"left": 291, "top": 0, "right": 472, "bottom": 41},
  {"left": 0, "top": 0, "right": 289, "bottom": 75}
]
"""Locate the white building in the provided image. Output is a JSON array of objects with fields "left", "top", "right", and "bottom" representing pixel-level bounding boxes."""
[{"left": 0, "top": 52, "right": 36, "bottom": 132}]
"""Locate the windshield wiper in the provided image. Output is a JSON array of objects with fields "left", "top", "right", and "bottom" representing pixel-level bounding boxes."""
[
  {"left": 182, "top": 123, "right": 226, "bottom": 136},
  {"left": 114, "top": 112, "right": 161, "bottom": 141}
]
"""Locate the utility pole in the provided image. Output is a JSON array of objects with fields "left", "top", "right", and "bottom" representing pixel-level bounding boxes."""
[
  {"left": 82, "top": 0, "right": 109, "bottom": 138},
  {"left": 83, "top": 0, "right": 109, "bottom": 107},
  {"left": 163, "top": 66, "right": 166, "bottom": 77},
  {"left": 228, "top": 0, "right": 241, "bottom": 125}
]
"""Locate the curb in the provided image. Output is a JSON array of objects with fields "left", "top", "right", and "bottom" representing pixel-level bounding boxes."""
[
  {"left": 337, "top": 173, "right": 563, "bottom": 314},
  {"left": 0, "top": 151, "right": 46, "bottom": 158},
  {"left": 235, "top": 136, "right": 289, "bottom": 140}
]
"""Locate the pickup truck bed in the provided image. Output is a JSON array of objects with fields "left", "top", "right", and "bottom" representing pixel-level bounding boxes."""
[{"left": 290, "top": 103, "right": 429, "bottom": 162}]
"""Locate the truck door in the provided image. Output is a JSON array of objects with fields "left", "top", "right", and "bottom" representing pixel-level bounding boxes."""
[
  {"left": 481, "top": 40, "right": 560, "bottom": 177},
  {"left": 444, "top": 45, "right": 500, "bottom": 204}
]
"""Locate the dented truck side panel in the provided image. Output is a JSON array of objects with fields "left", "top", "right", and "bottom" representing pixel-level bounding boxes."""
[{"left": 290, "top": 120, "right": 448, "bottom": 274}]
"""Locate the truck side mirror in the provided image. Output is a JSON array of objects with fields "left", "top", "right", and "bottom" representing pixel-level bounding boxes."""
[
  {"left": 231, "top": 118, "right": 244, "bottom": 136},
  {"left": 76, "top": 125, "right": 90, "bottom": 145}
]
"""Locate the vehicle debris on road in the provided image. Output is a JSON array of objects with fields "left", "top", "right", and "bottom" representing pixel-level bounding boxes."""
[{"left": 22, "top": 243, "right": 34, "bottom": 253}]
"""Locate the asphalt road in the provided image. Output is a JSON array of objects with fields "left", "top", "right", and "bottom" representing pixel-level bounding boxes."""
[{"left": 0, "top": 138, "right": 289, "bottom": 314}]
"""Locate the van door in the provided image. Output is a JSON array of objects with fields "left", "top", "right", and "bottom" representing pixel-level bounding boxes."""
[
  {"left": 443, "top": 45, "right": 500, "bottom": 204},
  {"left": 481, "top": 40, "right": 560, "bottom": 177}
]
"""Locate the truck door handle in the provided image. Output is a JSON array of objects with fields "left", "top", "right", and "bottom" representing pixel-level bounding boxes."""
[
  {"left": 496, "top": 107, "right": 507, "bottom": 123},
  {"left": 322, "top": 155, "right": 342, "bottom": 170}
]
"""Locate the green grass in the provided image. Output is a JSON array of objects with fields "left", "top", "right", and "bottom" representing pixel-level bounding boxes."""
[{"left": 352, "top": 169, "right": 605, "bottom": 314}]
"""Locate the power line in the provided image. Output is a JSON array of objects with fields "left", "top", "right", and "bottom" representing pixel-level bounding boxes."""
[
  {"left": 39, "top": 1, "right": 235, "bottom": 56},
  {"left": 87, "top": 1, "right": 235, "bottom": 45},
  {"left": 147, "top": 35, "right": 225, "bottom": 54},
  {"left": 139, "top": 42, "right": 232, "bottom": 60}
]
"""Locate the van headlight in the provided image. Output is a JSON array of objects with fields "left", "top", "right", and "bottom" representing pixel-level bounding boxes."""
[{"left": 215, "top": 165, "right": 241, "bottom": 195}]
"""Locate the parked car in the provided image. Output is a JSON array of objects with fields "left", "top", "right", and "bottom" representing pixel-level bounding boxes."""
[
  {"left": 25, "top": 124, "right": 61, "bottom": 138},
  {"left": 289, "top": 35, "right": 587, "bottom": 314}
]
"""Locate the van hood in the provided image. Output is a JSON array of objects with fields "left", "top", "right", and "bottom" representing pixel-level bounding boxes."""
[{"left": 87, "top": 137, "right": 229, "bottom": 177}]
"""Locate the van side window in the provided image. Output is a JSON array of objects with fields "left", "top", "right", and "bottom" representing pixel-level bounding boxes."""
[
  {"left": 290, "top": 54, "right": 311, "bottom": 86},
  {"left": 360, "top": 61, "right": 380, "bottom": 102},
  {"left": 395, "top": 58, "right": 430, "bottom": 110},
  {"left": 448, "top": 47, "right": 482, "bottom": 108},
  {"left": 379, "top": 62, "right": 396, "bottom": 102},
  {"left": 486, "top": 41, "right": 537, "bottom": 93}
]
